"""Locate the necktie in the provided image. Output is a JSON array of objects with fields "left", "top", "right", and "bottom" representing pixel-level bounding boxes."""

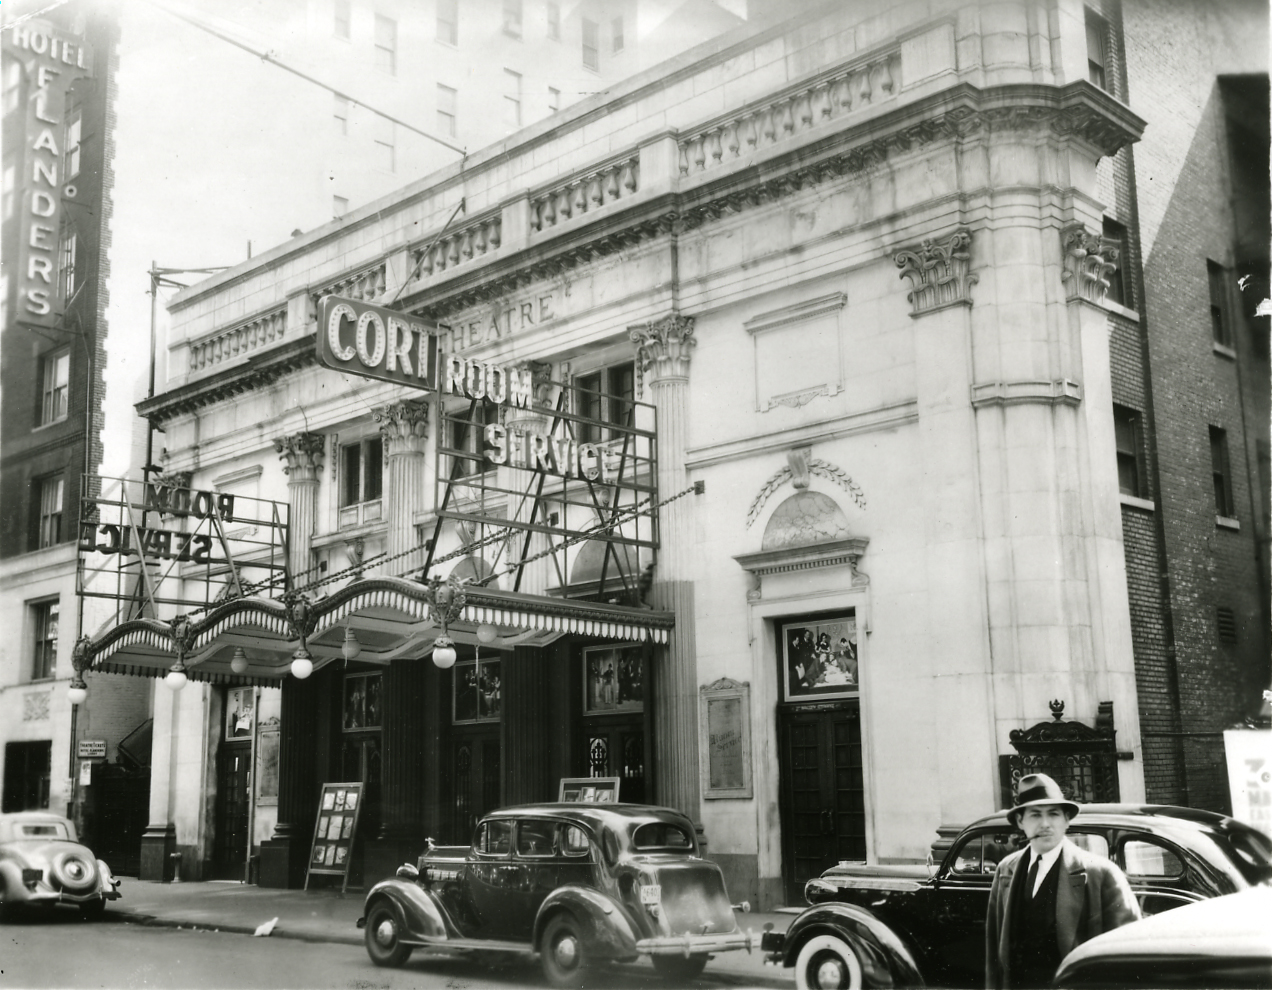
[{"left": 1026, "top": 853, "right": 1040, "bottom": 898}]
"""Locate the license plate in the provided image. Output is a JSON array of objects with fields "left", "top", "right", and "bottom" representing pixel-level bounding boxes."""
[
  {"left": 639, "top": 884, "right": 661, "bottom": 904},
  {"left": 22, "top": 868, "right": 42, "bottom": 885}
]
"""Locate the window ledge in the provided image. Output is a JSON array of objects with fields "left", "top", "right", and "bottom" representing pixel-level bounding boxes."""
[
  {"left": 1119, "top": 494, "right": 1155, "bottom": 512},
  {"left": 1101, "top": 300, "right": 1140, "bottom": 322},
  {"left": 1213, "top": 342, "right": 1237, "bottom": 360},
  {"left": 31, "top": 416, "right": 69, "bottom": 433},
  {"left": 1216, "top": 515, "right": 1240, "bottom": 531}
]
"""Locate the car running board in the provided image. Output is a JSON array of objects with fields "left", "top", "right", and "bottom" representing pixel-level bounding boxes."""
[{"left": 401, "top": 935, "right": 537, "bottom": 957}]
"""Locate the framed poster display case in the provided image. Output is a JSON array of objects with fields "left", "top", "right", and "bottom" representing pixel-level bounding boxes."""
[{"left": 305, "top": 781, "right": 365, "bottom": 893}]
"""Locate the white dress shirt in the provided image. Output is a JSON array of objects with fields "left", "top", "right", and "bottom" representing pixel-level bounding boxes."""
[{"left": 1027, "top": 839, "right": 1066, "bottom": 896}]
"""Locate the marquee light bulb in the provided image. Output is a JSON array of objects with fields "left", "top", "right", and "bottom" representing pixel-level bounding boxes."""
[
  {"left": 342, "top": 627, "right": 362, "bottom": 661},
  {"left": 432, "top": 636, "right": 457, "bottom": 670},
  {"left": 68, "top": 683, "right": 88, "bottom": 705},
  {"left": 165, "top": 664, "right": 188, "bottom": 691},
  {"left": 475, "top": 623, "right": 497, "bottom": 645},
  {"left": 290, "top": 648, "right": 313, "bottom": 680},
  {"left": 230, "top": 648, "right": 249, "bottom": 675}
]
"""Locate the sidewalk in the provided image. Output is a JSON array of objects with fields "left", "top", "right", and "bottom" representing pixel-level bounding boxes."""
[{"left": 105, "top": 878, "right": 797, "bottom": 985}]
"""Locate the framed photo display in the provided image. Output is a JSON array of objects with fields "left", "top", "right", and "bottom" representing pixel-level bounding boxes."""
[
  {"left": 453, "top": 655, "right": 501, "bottom": 724},
  {"left": 305, "top": 781, "right": 364, "bottom": 893},
  {"left": 781, "top": 612, "right": 859, "bottom": 702},
  {"left": 582, "top": 645, "right": 643, "bottom": 715},
  {"left": 225, "top": 687, "right": 254, "bottom": 740},
  {"left": 343, "top": 672, "right": 381, "bottom": 731}
]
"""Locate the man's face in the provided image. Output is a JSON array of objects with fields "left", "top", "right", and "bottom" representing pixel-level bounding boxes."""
[{"left": 1018, "top": 804, "right": 1070, "bottom": 854}]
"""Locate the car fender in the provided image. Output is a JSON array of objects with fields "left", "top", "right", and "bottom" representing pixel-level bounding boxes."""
[
  {"left": 534, "top": 885, "right": 639, "bottom": 961},
  {"left": 781, "top": 902, "right": 925, "bottom": 988},
  {"left": 96, "top": 859, "right": 122, "bottom": 900},
  {"left": 363, "top": 878, "right": 452, "bottom": 941}
]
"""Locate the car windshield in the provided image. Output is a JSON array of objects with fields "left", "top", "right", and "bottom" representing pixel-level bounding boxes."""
[
  {"left": 16, "top": 821, "right": 70, "bottom": 839},
  {"left": 631, "top": 821, "right": 694, "bottom": 853},
  {"left": 1213, "top": 822, "right": 1272, "bottom": 884}
]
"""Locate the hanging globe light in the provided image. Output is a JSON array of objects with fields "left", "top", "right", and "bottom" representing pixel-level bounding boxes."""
[
  {"left": 475, "top": 623, "right": 497, "bottom": 645},
  {"left": 165, "top": 662, "right": 188, "bottom": 691},
  {"left": 342, "top": 626, "right": 362, "bottom": 661},
  {"left": 290, "top": 646, "right": 314, "bottom": 680},
  {"left": 67, "top": 677, "right": 88, "bottom": 706},
  {"left": 230, "top": 648, "right": 249, "bottom": 675},
  {"left": 432, "top": 635, "right": 457, "bottom": 669}
]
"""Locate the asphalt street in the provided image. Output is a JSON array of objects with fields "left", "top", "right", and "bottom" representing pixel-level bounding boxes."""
[{"left": 0, "top": 907, "right": 791, "bottom": 990}]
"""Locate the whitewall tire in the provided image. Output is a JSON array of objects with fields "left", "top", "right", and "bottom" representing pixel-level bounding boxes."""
[{"left": 794, "top": 933, "right": 864, "bottom": 990}]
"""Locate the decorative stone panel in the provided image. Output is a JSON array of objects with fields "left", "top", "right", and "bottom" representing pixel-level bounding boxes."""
[{"left": 23, "top": 690, "right": 51, "bottom": 721}]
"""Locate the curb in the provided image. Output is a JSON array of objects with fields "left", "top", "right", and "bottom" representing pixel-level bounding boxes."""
[{"left": 106, "top": 908, "right": 364, "bottom": 946}]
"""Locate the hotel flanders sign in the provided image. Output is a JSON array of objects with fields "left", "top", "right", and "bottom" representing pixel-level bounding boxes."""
[{"left": 4, "top": 21, "right": 93, "bottom": 328}]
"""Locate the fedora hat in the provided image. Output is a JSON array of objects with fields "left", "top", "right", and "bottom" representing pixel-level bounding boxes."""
[{"left": 1008, "top": 773, "right": 1080, "bottom": 825}]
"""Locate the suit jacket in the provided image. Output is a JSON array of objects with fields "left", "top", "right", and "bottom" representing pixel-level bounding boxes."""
[{"left": 985, "top": 839, "right": 1141, "bottom": 989}]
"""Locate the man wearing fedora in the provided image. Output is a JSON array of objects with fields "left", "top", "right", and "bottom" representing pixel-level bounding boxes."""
[{"left": 985, "top": 773, "right": 1141, "bottom": 989}]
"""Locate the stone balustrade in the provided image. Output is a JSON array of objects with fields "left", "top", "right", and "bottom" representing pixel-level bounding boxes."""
[
  {"left": 188, "top": 306, "right": 287, "bottom": 373},
  {"left": 529, "top": 156, "right": 639, "bottom": 233},
  {"left": 313, "top": 263, "right": 386, "bottom": 306},
  {"left": 412, "top": 214, "right": 502, "bottom": 278},
  {"left": 677, "top": 49, "right": 901, "bottom": 176}
]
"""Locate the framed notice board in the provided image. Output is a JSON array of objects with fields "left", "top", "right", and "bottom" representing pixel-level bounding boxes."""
[{"left": 305, "top": 781, "right": 364, "bottom": 893}]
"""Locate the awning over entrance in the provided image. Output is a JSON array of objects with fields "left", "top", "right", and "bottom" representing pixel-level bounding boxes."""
[{"left": 84, "top": 576, "right": 674, "bottom": 685}]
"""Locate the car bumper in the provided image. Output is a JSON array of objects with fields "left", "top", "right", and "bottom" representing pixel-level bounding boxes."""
[{"left": 636, "top": 929, "right": 757, "bottom": 957}]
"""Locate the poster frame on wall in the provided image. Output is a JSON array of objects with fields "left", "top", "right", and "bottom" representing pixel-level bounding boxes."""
[{"left": 778, "top": 612, "right": 860, "bottom": 703}]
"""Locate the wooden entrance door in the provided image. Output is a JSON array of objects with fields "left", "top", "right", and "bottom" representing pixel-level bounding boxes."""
[
  {"left": 778, "top": 704, "right": 866, "bottom": 904},
  {"left": 211, "top": 743, "right": 250, "bottom": 879},
  {"left": 451, "top": 729, "right": 500, "bottom": 843}
]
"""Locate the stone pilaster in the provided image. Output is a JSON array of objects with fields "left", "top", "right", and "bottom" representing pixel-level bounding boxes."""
[
  {"left": 630, "top": 313, "right": 700, "bottom": 817},
  {"left": 259, "top": 673, "right": 320, "bottom": 888},
  {"left": 274, "top": 433, "right": 325, "bottom": 587},
  {"left": 365, "top": 656, "right": 429, "bottom": 885},
  {"left": 374, "top": 400, "right": 429, "bottom": 576},
  {"left": 503, "top": 645, "right": 551, "bottom": 804}
]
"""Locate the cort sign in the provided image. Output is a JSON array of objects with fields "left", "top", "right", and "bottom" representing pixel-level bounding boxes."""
[{"left": 317, "top": 295, "right": 441, "bottom": 389}]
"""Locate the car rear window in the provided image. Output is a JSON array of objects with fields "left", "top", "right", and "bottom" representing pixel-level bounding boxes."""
[
  {"left": 1122, "top": 838, "right": 1184, "bottom": 877},
  {"left": 561, "top": 825, "right": 590, "bottom": 857},
  {"left": 17, "top": 822, "right": 69, "bottom": 839},
  {"left": 1215, "top": 824, "right": 1272, "bottom": 884},
  {"left": 632, "top": 822, "right": 693, "bottom": 852}
]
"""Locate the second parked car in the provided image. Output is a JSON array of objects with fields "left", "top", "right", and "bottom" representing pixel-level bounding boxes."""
[{"left": 358, "top": 802, "right": 757, "bottom": 986}]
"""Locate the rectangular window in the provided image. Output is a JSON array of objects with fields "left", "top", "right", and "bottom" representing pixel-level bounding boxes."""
[
  {"left": 40, "top": 349, "right": 69, "bottom": 425},
  {"left": 32, "top": 600, "right": 59, "bottom": 680},
  {"left": 37, "top": 474, "right": 64, "bottom": 549},
  {"left": 436, "top": 0, "right": 458, "bottom": 44},
  {"left": 1085, "top": 9, "right": 1109, "bottom": 91},
  {"left": 437, "top": 84, "right": 457, "bottom": 136},
  {"left": 503, "top": 69, "right": 522, "bottom": 128},
  {"left": 58, "top": 224, "right": 76, "bottom": 300},
  {"left": 333, "top": 0, "right": 352, "bottom": 39},
  {"left": 374, "top": 14, "right": 397, "bottom": 74},
  {"left": 333, "top": 195, "right": 349, "bottom": 219},
  {"left": 1210, "top": 426, "right": 1234, "bottom": 517},
  {"left": 548, "top": 86, "right": 561, "bottom": 113},
  {"left": 448, "top": 402, "right": 497, "bottom": 478},
  {"left": 546, "top": 1, "right": 561, "bottom": 39},
  {"left": 582, "top": 18, "right": 599, "bottom": 71},
  {"left": 341, "top": 437, "right": 383, "bottom": 508},
  {"left": 1113, "top": 405, "right": 1144, "bottom": 498},
  {"left": 334, "top": 94, "right": 349, "bottom": 135},
  {"left": 374, "top": 118, "right": 395, "bottom": 172},
  {"left": 612, "top": 16, "right": 624, "bottom": 53},
  {"left": 3, "top": 59, "right": 21, "bottom": 115},
  {"left": 573, "top": 362, "right": 634, "bottom": 443},
  {"left": 502, "top": 0, "right": 523, "bottom": 37},
  {"left": 1102, "top": 218, "right": 1128, "bottom": 308},
  {"left": 64, "top": 110, "right": 81, "bottom": 178},
  {"left": 1208, "top": 260, "right": 1232, "bottom": 347},
  {"left": 2, "top": 741, "right": 52, "bottom": 812}
]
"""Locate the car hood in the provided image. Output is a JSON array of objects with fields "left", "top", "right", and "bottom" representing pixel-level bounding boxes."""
[
  {"left": 643, "top": 859, "right": 737, "bottom": 936},
  {"left": 1061, "top": 886, "right": 1272, "bottom": 967},
  {"left": 0, "top": 838, "right": 97, "bottom": 867}
]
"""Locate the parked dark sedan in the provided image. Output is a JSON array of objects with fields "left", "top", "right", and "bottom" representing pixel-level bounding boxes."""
[
  {"left": 762, "top": 804, "right": 1272, "bottom": 989},
  {"left": 1055, "top": 885, "right": 1272, "bottom": 989},
  {"left": 358, "top": 803, "right": 757, "bottom": 986}
]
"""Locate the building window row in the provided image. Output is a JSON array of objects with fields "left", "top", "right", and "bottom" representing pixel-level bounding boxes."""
[
  {"left": 1085, "top": 8, "right": 1111, "bottom": 92},
  {"left": 36, "top": 474, "right": 65, "bottom": 549},
  {"left": 1208, "top": 259, "right": 1233, "bottom": 349},
  {"left": 1210, "top": 425, "right": 1234, "bottom": 518},
  {"left": 1113, "top": 404, "right": 1145, "bottom": 500},
  {"left": 32, "top": 598, "right": 59, "bottom": 680},
  {"left": 40, "top": 348, "right": 70, "bottom": 425}
]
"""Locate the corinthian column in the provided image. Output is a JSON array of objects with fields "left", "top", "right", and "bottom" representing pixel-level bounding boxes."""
[
  {"left": 374, "top": 400, "right": 429, "bottom": 577},
  {"left": 630, "top": 314, "right": 699, "bottom": 818},
  {"left": 274, "top": 433, "right": 325, "bottom": 588}
]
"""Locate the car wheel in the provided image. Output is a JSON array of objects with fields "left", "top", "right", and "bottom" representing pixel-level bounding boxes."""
[
  {"left": 541, "top": 913, "right": 591, "bottom": 988},
  {"left": 652, "top": 953, "right": 709, "bottom": 982},
  {"left": 794, "top": 934, "right": 864, "bottom": 990},
  {"left": 364, "top": 901, "right": 413, "bottom": 968},
  {"left": 79, "top": 897, "right": 107, "bottom": 921}
]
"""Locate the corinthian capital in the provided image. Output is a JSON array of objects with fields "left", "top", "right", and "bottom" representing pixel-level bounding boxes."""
[
  {"left": 1060, "top": 222, "right": 1120, "bottom": 304},
  {"left": 630, "top": 313, "right": 696, "bottom": 387},
  {"left": 373, "top": 400, "right": 430, "bottom": 456},
  {"left": 274, "top": 432, "right": 325, "bottom": 483},
  {"left": 893, "top": 227, "right": 977, "bottom": 316}
]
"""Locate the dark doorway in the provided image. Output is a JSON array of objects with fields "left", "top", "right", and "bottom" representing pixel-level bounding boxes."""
[
  {"left": 211, "top": 742, "right": 251, "bottom": 879},
  {"left": 581, "top": 720, "right": 646, "bottom": 803},
  {"left": 450, "top": 729, "right": 500, "bottom": 843},
  {"left": 89, "top": 761, "right": 148, "bottom": 876},
  {"left": 2, "top": 740, "right": 51, "bottom": 812},
  {"left": 777, "top": 704, "right": 866, "bottom": 904}
]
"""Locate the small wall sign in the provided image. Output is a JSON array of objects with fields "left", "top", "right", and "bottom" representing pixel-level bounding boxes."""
[
  {"left": 699, "top": 678, "right": 753, "bottom": 800},
  {"left": 77, "top": 740, "right": 106, "bottom": 758}
]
